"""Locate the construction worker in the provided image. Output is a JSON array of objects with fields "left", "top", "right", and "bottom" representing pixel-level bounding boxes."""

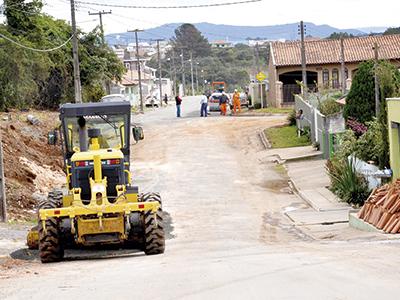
[
  {"left": 232, "top": 89, "right": 241, "bottom": 115},
  {"left": 219, "top": 92, "right": 228, "bottom": 116}
]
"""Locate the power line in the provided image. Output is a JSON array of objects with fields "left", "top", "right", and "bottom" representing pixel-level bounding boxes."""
[
  {"left": 75, "top": 0, "right": 262, "bottom": 9},
  {"left": 0, "top": 31, "right": 73, "bottom": 52}
]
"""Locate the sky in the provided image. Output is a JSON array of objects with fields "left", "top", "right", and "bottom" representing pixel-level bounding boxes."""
[{"left": 1, "top": 0, "right": 399, "bottom": 34}]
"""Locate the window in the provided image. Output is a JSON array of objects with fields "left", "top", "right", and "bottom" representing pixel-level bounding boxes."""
[
  {"left": 322, "top": 69, "right": 329, "bottom": 87},
  {"left": 345, "top": 68, "right": 349, "bottom": 79},
  {"left": 332, "top": 68, "right": 339, "bottom": 89}
]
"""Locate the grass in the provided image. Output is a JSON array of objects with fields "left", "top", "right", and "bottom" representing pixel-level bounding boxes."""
[
  {"left": 255, "top": 107, "right": 293, "bottom": 114},
  {"left": 265, "top": 125, "right": 311, "bottom": 148}
]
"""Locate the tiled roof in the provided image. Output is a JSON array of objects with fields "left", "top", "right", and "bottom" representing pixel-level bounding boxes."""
[{"left": 271, "top": 34, "right": 400, "bottom": 66}]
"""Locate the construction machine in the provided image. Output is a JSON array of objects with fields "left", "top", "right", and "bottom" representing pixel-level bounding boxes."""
[{"left": 27, "top": 102, "right": 165, "bottom": 262}]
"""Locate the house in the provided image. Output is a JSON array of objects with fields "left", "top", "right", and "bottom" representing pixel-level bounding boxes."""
[
  {"left": 267, "top": 34, "right": 400, "bottom": 107},
  {"left": 387, "top": 98, "right": 400, "bottom": 180},
  {"left": 211, "top": 40, "right": 233, "bottom": 48}
]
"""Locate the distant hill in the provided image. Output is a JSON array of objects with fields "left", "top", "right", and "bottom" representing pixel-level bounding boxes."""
[
  {"left": 105, "top": 22, "right": 365, "bottom": 46},
  {"left": 357, "top": 27, "right": 387, "bottom": 34}
]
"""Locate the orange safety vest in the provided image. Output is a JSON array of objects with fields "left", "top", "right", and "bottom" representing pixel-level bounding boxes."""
[{"left": 233, "top": 92, "right": 240, "bottom": 103}]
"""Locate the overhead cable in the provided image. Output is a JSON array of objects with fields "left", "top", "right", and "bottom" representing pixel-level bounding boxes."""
[
  {"left": 75, "top": 0, "right": 262, "bottom": 9},
  {"left": 0, "top": 32, "right": 73, "bottom": 52}
]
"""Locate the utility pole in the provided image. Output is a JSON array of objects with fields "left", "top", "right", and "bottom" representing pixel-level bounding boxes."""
[
  {"left": 153, "top": 39, "right": 164, "bottom": 107},
  {"left": 255, "top": 43, "right": 263, "bottom": 108},
  {"left": 340, "top": 37, "right": 346, "bottom": 94},
  {"left": 181, "top": 50, "right": 185, "bottom": 96},
  {"left": 195, "top": 62, "right": 199, "bottom": 93},
  {"left": 88, "top": 10, "right": 112, "bottom": 45},
  {"left": 171, "top": 52, "right": 177, "bottom": 96},
  {"left": 373, "top": 42, "right": 380, "bottom": 117},
  {"left": 299, "top": 20, "right": 307, "bottom": 97},
  {"left": 190, "top": 51, "right": 195, "bottom": 96},
  {"left": 70, "top": 0, "right": 82, "bottom": 103},
  {"left": 129, "top": 29, "right": 144, "bottom": 113},
  {"left": 0, "top": 133, "right": 6, "bottom": 222},
  {"left": 255, "top": 43, "right": 260, "bottom": 73}
]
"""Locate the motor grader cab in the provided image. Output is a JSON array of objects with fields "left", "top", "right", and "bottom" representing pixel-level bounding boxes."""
[{"left": 27, "top": 102, "right": 165, "bottom": 263}]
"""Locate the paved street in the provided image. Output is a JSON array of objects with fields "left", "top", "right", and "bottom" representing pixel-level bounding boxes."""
[{"left": 1, "top": 97, "right": 400, "bottom": 299}]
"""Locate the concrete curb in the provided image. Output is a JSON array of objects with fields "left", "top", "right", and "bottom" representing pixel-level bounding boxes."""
[
  {"left": 348, "top": 212, "right": 383, "bottom": 233},
  {"left": 283, "top": 151, "right": 324, "bottom": 162},
  {"left": 236, "top": 113, "right": 288, "bottom": 117},
  {"left": 288, "top": 178, "right": 349, "bottom": 213},
  {"left": 258, "top": 129, "right": 271, "bottom": 149}
]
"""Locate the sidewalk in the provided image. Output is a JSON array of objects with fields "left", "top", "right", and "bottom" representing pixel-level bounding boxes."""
[{"left": 264, "top": 145, "right": 351, "bottom": 226}]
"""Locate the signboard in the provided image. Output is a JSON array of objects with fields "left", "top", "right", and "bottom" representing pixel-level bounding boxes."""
[{"left": 256, "top": 72, "right": 267, "bottom": 82}]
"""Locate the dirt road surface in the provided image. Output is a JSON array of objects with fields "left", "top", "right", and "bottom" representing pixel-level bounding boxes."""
[{"left": 1, "top": 97, "right": 400, "bottom": 299}]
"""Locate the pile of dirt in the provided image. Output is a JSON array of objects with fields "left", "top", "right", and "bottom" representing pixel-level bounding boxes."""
[{"left": 0, "top": 110, "right": 64, "bottom": 221}]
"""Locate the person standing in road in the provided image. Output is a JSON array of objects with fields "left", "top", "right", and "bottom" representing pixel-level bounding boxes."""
[
  {"left": 164, "top": 94, "right": 168, "bottom": 105},
  {"left": 200, "top": 93, "right": 208, "bottom": 117},
  {"left": 232, "top": 89, "right": 241, "bottom": 115},
  {"left": 219, "top": 92, "right": 228, "bottom": 116},
  {"left": 175, "top": 95, "right": 182, "bottom": 117}
]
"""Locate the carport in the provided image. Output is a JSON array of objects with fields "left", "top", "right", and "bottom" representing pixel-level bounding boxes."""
[{"left": 279, "top": 71, "right": 318, "bottom": 103}]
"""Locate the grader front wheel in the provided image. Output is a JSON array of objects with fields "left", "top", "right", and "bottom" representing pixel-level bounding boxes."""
[
  {"left": 141, "top": 192, "right": 165, "bottom": 255},
  {"left": 38, "top": 190, "right": 64, "bottom": 263}
]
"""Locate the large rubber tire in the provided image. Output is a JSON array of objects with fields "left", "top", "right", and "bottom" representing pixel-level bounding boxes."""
[
  {"left": 38, "top": 190, "right": 64, "bottom": 263},
  {"left": 140, "top": 192, "right": 165, "bottom": 255}
]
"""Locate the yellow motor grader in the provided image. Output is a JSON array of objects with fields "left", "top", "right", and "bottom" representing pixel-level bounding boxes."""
[{"left": 27, "top": 102, "right": 165, "bottom": 262}]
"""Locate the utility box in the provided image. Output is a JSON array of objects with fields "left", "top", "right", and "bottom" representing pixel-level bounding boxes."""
[{"left": 387, "top": 98, "right": 400, "bottom": 180}]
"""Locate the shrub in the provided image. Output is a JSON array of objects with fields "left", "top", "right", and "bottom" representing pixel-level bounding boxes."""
[
  {"left": 334, "top": 130, "right": 357, "bottom": 161},
  {"left": 354, "top": 118, "right": 387, "bottom": 166},
  {"left": 343, "top": 60, "right": 375, "bottom": 123},
  {"left": 326, "top": 157, "right": 370, "bottom": 206},
  {"left": 318, "top": 98, "right": 341, "bottom": 116},
  {"left": 346, "top": 117, "right": 368, "bottom": 137},
  {"left": 288, "top": 109, "right": 296, "bottom": 126}
]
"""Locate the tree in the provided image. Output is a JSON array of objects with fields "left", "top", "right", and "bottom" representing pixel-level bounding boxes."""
[
  {"left": 343, "top": 60, "right": 400, "bottom": 168},
  {"left": 343, "top": 61, "right": 375, "bottom": 123},
  {"left": 171, "top": 24, "right": 211, "bottom": 58},
  {"left": 383, "top": 27, "right": 400, "bottom": 35},
  {"left": 327, "top": 32, "right": 354, "bottom": 40},
  {"left": 0, "top": 1, "right": 124, "bottom": 109}
]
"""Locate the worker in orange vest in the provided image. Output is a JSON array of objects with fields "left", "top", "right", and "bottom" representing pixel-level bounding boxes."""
[
  {"left": 232, "top": 89, "right": 241, "bottom": 115},
  {"left": 219, "top": 92, "right": 228, "bottom": 116}
]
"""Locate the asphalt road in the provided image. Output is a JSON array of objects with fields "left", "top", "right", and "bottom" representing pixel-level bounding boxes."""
[{"left": 1, "top": 97, "right": 400, "bottom": 299}]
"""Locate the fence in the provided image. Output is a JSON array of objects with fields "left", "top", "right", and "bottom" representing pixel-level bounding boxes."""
[{"left": 295, "top": 95, "right": 345, "bottom": 159}]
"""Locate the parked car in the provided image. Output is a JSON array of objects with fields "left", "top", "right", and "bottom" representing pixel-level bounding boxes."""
[
  {"left": 208, "top": 92, "right": 222, "bottom": 111},
  {"left": 145, "top": 95, "right": 159, "bottom": 107},
  {"left": 100, "top": 94, "right": 135, "bottom": 107},
  {"left": 240, "top": 92, "right": 249, "bottom": 107}
]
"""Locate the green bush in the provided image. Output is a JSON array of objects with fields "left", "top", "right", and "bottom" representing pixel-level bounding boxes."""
[
  {"left": 288, "top": 109, "right": 296, "bottom": 126},
  {"left": 343, "top": 61, "right": 375, "bottom": 123},
  {"left": 334, "top": 130, "right": 357, "bottom": 161},
  {"left": 326, "top": 157, "right": 370, "bottom": 206},
  {"left": 354, "top": 118, "right": 387, "bottom": 166},
  {"left": 318, "top": 99, "right": 341, "bottom": 116}
]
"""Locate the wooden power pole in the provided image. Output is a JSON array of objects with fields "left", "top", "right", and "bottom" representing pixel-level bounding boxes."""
[
  {"left": 373, "top": 42, "right": 380, "bottom": 117},
  {"left": 153, "top": 39, "right": 164, "bottom": 107},
  {"left": 340, "top": 37, "right": 346, "bottom": 94},
  {"left": 88, "top": 10, "right": 112, "bottom": 45},
  {"left": 70, "top": 0, "right": 82, "bottom": 103},
  {"left": 128, "top": 29, "right": 144, "bottom": 113},
  {"left": 299, "top": 21, "right": 307, "bottom": 97},
  {"left": 0, "top": 134, "right": 6, "bottom": 222}
]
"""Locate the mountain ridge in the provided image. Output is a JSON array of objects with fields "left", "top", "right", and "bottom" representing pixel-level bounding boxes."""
[{"left": 105, "top": 22, "right": 383, "bottom": 46}]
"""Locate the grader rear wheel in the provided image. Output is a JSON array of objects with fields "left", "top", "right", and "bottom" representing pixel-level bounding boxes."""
[
  {"left": 140, "top": 192, "right": 165, "bottom": 255},
  {"left": 38, "top": 190, "right": 64, "bottom": 263}
]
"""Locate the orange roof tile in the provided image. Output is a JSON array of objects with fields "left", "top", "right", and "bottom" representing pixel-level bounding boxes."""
[{"left": 271, "top": 34, "right": 400, "bottom": 66}]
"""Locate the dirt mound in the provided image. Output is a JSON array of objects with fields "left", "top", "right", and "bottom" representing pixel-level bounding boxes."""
[{"left": 0, "top": 110, "right": 64, "bottom": 221}]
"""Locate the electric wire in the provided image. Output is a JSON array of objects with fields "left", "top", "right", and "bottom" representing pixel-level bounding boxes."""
[
  {"left": 75, "top": 0, "right": 262, "bottom": 9},
  {"left": 0, "top": 31, "right": 73, "bottom": 52}
]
